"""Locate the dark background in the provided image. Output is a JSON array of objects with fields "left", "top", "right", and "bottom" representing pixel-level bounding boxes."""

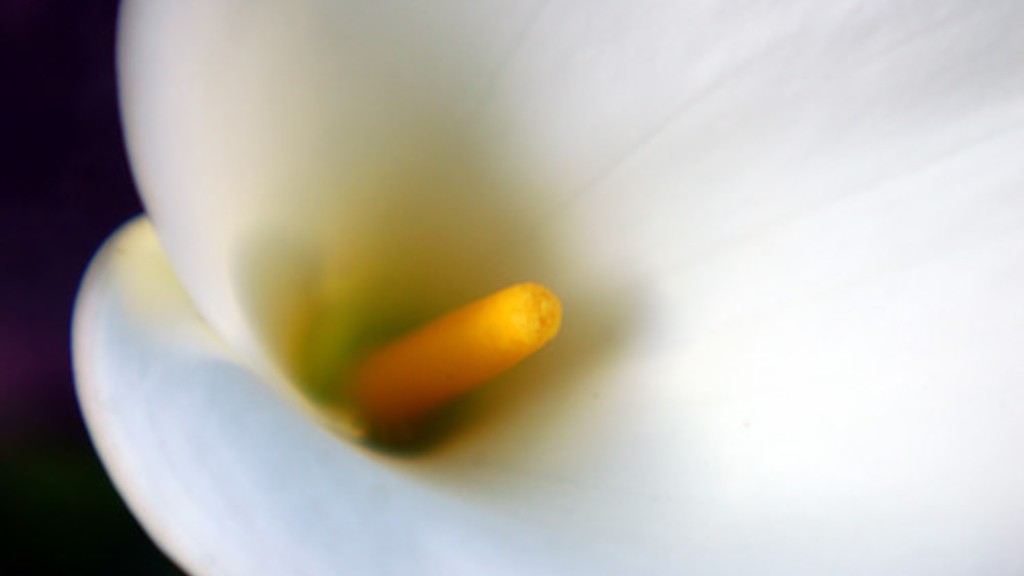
[{"left": 2, "top": 1, "right": 183, "bottom": 573}]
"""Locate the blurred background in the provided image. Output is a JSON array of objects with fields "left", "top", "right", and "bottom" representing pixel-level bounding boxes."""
[{"left": 1, "top": 0, "right": 183, "bottom": 573}]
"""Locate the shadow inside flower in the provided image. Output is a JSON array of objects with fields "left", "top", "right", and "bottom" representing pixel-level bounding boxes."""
[{"left": 233, "top": 112, "right": 642, "bottom": 452}]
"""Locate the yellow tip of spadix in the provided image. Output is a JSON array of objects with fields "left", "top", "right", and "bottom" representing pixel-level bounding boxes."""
[{"left": 352, "top": 282, "right": 562, "bottom": 435}]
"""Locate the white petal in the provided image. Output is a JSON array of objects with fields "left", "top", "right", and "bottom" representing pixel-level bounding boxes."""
[
  {"left": 117, "top": 0, "right": 556, "bottom": 380},
  {"left": 74, "top": 219, "right": 564, "bottom": 575},
  {"left": 95, "top": 0, "right": 1024, "bottom": 574},
  {"left": 75, "top": 217, "right": 1024, "bottom": 574},
  {"left": 118, "top": 0, "right": 1024, "bottom": 378}
]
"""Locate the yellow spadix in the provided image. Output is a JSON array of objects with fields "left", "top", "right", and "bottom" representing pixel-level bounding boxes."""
[{"left": 352, "top": 283, "right": 562, "bottom": 437}]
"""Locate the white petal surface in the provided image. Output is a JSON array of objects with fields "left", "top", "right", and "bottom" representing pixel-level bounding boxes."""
[
  {"left": 74, "top": 219, "right": 585, "bottom": 576},
  {"left": 117, "top": 0, "right": 557, "bottom": 382},
  {"left": 76, "top": 215, "right": 1024, "bottom": 575},
  {"left": 86, "top": 0, "right": 1024, "bottom": 574},
  {"left": 118, "top": 0, "right": 1024, "bottom": 384}
]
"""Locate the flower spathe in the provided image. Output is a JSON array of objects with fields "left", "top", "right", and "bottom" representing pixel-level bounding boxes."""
[{"left": 75, "top": 0, "right": 1024, "bottom": 574}]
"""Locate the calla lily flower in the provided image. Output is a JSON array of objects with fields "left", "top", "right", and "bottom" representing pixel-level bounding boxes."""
[{"left": 74, "top": 0, "right": 1024, "bottom": 574}]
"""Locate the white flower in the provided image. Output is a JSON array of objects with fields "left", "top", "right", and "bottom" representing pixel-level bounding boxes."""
[{"left": 75, "top": 0, "right": 1024, "bottom": 574}]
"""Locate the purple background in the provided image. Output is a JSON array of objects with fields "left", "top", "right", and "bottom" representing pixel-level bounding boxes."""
[{"left": 2, "top": 1, "right": 182, "bottom": 573}]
